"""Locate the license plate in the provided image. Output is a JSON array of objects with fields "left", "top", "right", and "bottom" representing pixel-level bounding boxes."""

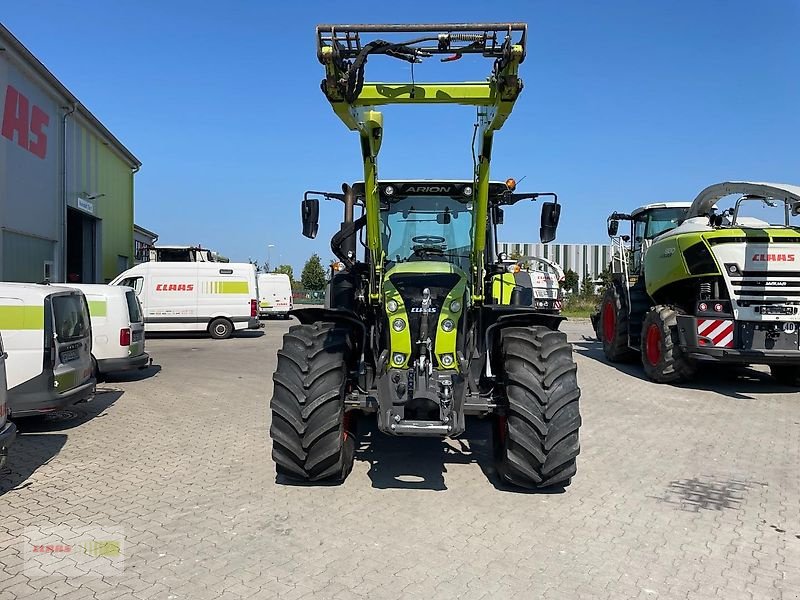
[
  {"left": 760, "top": 305, "right": 796, "bottom": 315},
  {"left": 60, "top": 350, "right": 79, "bottom": 363}
]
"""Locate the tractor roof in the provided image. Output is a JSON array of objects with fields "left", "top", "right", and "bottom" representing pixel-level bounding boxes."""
[{"left": 630, "top": 202, "right": 693, "bottom": 218}]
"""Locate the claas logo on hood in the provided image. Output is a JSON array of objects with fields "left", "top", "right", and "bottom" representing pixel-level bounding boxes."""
[{"left": 751, "top": 254, "right": 795, "bottom": 262}]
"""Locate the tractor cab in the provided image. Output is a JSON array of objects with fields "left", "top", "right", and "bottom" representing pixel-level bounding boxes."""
[{"left": 607, "top": 203, "right": 692, "bottom": 279}]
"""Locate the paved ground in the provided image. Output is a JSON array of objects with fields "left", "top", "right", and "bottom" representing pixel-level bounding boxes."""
[{"left": 1, "top": 319, "right": 799, "bottom": 600}]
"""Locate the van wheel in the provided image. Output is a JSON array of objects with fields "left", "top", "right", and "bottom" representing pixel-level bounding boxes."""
[{"left": 209, "top": 318, "right": 233, "bottom": 339}]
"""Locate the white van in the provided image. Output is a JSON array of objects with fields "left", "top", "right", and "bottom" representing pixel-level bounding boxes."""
[
  {"left": 0, "top": 283, "right": 95, "bottom": 418},
  {"left": 111, "top": 262, "right": 260, "bottom": 339},
  {"left": 0, "top": 333, "right": 17, "bottom": 468},
  {"left": 56, "top": 284, "right": 150, "bottom": 376},
  {"left": 257, "top": 273, "right": 293, "bottom": 318}
]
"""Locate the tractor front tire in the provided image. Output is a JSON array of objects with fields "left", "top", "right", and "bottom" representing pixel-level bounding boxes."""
[
  {"left": 494, "top": 326, "right": 581, "bottom": 489},
  {"left": 640, "top": 305, "right": 696, "bottom": 383},
  {"left": 270, "top": 322, "right": 356, "bottom": 482},
  {"left": 598, "top": 285, "right": 635, "bottom": 362}
]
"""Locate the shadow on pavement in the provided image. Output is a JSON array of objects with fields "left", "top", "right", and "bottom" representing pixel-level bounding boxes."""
[
  {"left": 573, "top": 335, "right": 794, "bottom": 399},
  {"left": 356, "top": 417, "right": 567, "bottom": 494},
  {"left": 147, "top": 330, "right": 264, "bottom": 340},
  {"left": 0, "top": 389, "right": 123, "bottom": 495},
  {"left": 104, "top": 364, "right": 161, "bottom": 383}
]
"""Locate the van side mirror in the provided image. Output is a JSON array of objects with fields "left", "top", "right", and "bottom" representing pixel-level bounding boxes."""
[
  {"left": 607, "top": 219, "right": 619, "bottom": 237},
  {"left": 539, "top": 201, "right": 560, "bottom": 243},
  {"left": 792, "top": 202, "right": 800, "bottom": 217},
  {"left": 301, "top": 199, "right": 320, "bottom": 239}
]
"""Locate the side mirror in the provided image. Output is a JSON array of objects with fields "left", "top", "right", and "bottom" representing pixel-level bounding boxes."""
[
  {"left": 607, "top": 219, "right": 619, "bottom": 237},
  {"left": 493, "top": 205, "right": 504, "bottom": 225},
  {"left": 301, "top": 199, "right": 319, "bottom": 239},
  {"left": 539, "top": 201, "right": 561, "bottom": 243},
  {"left": 792, "top": 202, "right": 800, "bottom": 217}
]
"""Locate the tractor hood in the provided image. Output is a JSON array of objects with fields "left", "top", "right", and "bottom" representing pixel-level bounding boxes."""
[{"left": 685, "top": 182, "right": 800, "bottom": 220}]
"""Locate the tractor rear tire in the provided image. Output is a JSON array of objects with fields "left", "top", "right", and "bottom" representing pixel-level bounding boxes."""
[
  {"left": 270, "top": 322, "right": 356, "bottom": 482},
  {"left": 640, "top": 305, "right": 696, "bottom": 383},
  {"left": 770, "top": 365, "right": 800, "bottom": 387},
  {"left": 598, "top": 285, "right": 635, "bottom": 362},
  {"left": 494, "top": 326, "right": 581, "bottom": 489}
]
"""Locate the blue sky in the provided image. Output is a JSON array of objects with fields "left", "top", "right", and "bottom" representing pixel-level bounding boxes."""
[{"left": 3, "top": 1, "right": 799, "bottom": 272}]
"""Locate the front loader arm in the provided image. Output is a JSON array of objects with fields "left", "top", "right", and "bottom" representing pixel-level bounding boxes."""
[{"left": 317, "top": 23, "right": 527, "bottom": 303}]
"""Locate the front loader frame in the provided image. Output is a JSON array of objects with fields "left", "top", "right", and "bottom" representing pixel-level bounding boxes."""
[{"left": 316, "top": 23, "right": 527, "bottom": 303}]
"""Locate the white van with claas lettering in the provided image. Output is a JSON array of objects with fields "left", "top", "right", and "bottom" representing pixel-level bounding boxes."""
[
  {"left": 55, "top": 284, "right": 149, "bottom": 377},
  {"left": 0, "top": 332, "right": 17, "bottom": 467},
  {"left": 111, "top": 262, "right": 260, "bottom": 339},
  {"left": 0, "top": 283, "right": 95, "bottom": 418},
  {"left": 257, "top": 273, "right": 293, "bottom": 318}
]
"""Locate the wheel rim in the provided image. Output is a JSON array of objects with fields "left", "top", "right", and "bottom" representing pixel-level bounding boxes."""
[
  {"left": 215, "top": 324, "right": 227, "bottom": 336},
  {"left": 342, "top": 411, "right": 354, "bottom": 441},
  {"left": 602, "top": 301, "right": 616, "bottom": 343},
  {"left": 496, "top": 415, "right": 507, "bottom": 447},
  {"left": 645, "top": 323, "right": 662, "bottom": 366}
]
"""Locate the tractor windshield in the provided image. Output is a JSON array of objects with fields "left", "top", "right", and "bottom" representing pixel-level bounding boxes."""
[
  {"left": 636, "top": 207, "right": 688, "bottom": 240},
  {"left": 381, "top": 196, "right": 473, "bottom": 269}
]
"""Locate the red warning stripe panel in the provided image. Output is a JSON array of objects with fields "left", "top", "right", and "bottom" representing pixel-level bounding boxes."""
[{"left": 697, "top": 319, "right": 734, "bottom": 348}]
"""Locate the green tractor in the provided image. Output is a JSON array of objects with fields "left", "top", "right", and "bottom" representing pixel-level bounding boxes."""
[
  {"left": 593, "top": 182, "right": 800, "bottom": 384},
  {"left": 270, "top": 23, "right": 581, "bottom": 489}
]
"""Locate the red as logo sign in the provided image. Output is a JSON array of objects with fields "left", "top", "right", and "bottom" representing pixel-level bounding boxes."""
[
  {"left": 155, "top": 283, "right": 194, "bottom": 291},
  {"left": 1, "top": 85, "right": 49, "bottom": 159}
]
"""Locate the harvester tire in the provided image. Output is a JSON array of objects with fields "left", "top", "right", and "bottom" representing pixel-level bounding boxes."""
[
  {"left": 640, "top": 305, "right": 696, "bottom": 383},
  {"left": 270, "top": 322, "right": 356, "bottom": 482},
  {"left": 598, "top": 285, "right": 635, "bottom": 362},
  {"left": 770, "top": 365, "right": 800, "bottom": 387},
  {"left": 494, "top": 326, "right": 581, "bottom": 489}
]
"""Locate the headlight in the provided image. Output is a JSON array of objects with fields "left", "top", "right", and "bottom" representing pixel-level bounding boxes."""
[
  {"left": 392, "top": 318, "right": 405, "bottom": 332},
  {"left": 392, "top": 353, "right": 405, "bottom": 366},
  {"left": 441, "top": 319, "right": 455, "bottom": 332},
  {"left": 386, "top": 299, "right": 398, "bottom": 313},
  {"left": 440, "top": 354, "right": 454, "bottom": 367},
  {"left": 384, "top": 185, "right": 395, "bottom": 196},
  {"left": 449, "top": 300, "right": 461, "bottom": 313}
]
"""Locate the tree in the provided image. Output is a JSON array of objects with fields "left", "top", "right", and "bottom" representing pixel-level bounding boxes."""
[
  {"left": 580, "top": 273, "right": 595, "bottom": 298},
  {"left": 598, "top": 262, "right": 614, "bottom": 289},
  {"left": 273, "top": 264, "right": 294, "bottom": 282},
  {"left": 561, "top": 269, "right": 579, "bottom": 294},
  {"left": 301, "top": 253, "right": 327, "bottom": 290}
]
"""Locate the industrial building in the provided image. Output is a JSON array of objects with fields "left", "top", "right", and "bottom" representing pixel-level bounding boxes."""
[
  {"left": 134, "top": 224, "right": 159, "bottom": 264},
  {"left": 498, "top": 242, "right": 613, "bottom": 287},
  {"left": 0, "top": 23, "right": 141, "bottom": 283}
]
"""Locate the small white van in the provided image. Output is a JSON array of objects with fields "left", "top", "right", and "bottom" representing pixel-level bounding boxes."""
[
  {"left": 56, "top": 284, "right": 150, "bottom": 376},
  {"left": 257, "top": 273, "right": 293, "bottom": 318},
  {"left": 111, "top": 262, "right": 260, "bottom": 339},
  {"left": 0, "top": 333, "right": 17, "bottom": 468},
  {"left": 0, "top": 283, "right": 95, "bottom": 418}
]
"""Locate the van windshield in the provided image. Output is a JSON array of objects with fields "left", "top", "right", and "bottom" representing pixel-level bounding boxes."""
[
  {"left": 125, "top": 291, "right": 143, "bottom": 323},
  {"left": 52, "top": 294, "right": 89, "bottom": 342}
]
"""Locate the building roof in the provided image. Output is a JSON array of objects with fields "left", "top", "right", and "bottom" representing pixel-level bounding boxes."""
[
  {"left": 0, "top": 22, "right": 141, "bottom": 168},
  {"left": 133, "top": 224, "right": 159, "bottom": 239}
]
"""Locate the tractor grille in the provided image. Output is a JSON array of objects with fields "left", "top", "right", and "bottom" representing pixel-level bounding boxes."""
[
  {"left": 390, "top": 273, "right": 460, "bottom": 349},
  {"left": 729, "top": 270, "right": 800, "bottom": 304}
]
